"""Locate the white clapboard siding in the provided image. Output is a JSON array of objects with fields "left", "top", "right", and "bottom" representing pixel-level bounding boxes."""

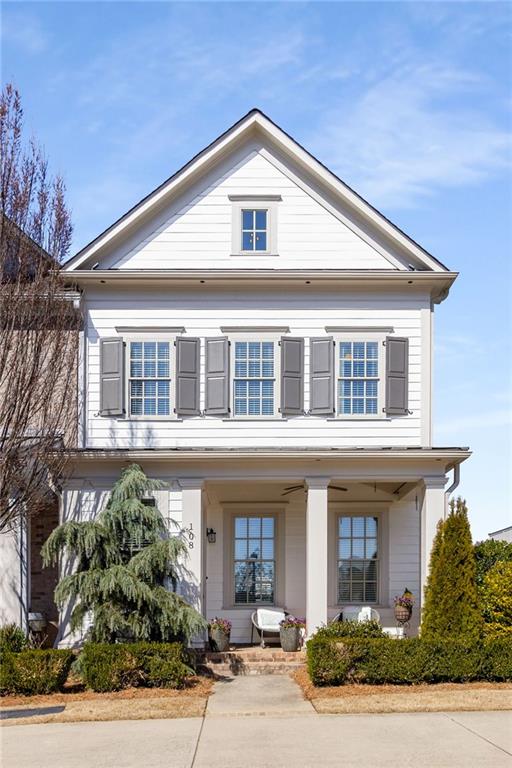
[
  {"left": 104, "top": 149, "right": 400, "bottom": 272},
  {"left": 84, "top": 288, "right": 428, "bottom": 448}
]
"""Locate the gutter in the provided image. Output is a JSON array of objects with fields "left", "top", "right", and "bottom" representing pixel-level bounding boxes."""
[{"left": 444, "top": 463, "right": 460, "bottom": 517}]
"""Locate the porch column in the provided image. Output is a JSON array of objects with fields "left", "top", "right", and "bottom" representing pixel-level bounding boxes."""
[
  {"left": 305, "top": 477, "right": 330, "bottom": 637},
  {"left": 420, "top": 476, "right": 447, "bottom": 612},
  {"left": 180, "top": 480, "right": 204, "bottom": 617}
]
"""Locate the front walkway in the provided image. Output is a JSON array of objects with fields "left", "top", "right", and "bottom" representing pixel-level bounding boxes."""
[
  {"left": 206, "top": 675, "right": 314, "bottom": 716},
  {"left": 3, "top": 709, "right": 511, "bottom": 768}
]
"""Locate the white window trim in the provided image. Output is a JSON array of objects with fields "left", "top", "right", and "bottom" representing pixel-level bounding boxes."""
[
  {"left": 230, "top": 199, "right": 278, "bottom": 256},
  {"left": 125, "top": 333, "right": 179, "bottom": 421},
  {"left": 328, "top": 503, "right": 389, "bottom": 609},
  {"left": 222, "top": 504, "right": 286, "bottom": 609},
  {"left": 333, "top": 332, "right": 386, "bottom": 420},
  {"left": 230, "top": 334, "right": 282, "bottom": 419}
]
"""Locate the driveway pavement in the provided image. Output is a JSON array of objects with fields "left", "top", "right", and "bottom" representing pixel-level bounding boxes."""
[{"left": 2, "top": 710, "right": 511, "bottom": 768}]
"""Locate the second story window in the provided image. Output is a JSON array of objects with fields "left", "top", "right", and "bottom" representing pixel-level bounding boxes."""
[
  {"left": 338, "top": 341, "right": 379, "bottom": 416},
  {"left": 242, "top": 209, "right": 267, "bottom": 251},
  {"left": 129, "top": 341, "right": 170, "bottom": 416},
  {"left": 234, "top": 341, "right": 275, "bottom": 416}
]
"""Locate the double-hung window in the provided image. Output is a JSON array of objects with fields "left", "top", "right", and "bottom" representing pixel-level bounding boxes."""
[
  {"left": 337, "top": 515, "right": 379, "bottom": 603},
  {"left": 234, "top": 340, "right": 276, "bottom": 416},
  {"left": 338, "top": 340, "right": 379, "bottom": 416},
  {"left": 129, "top": 341, "right": 171, "bottom": 416},
  {"left": 234, "top": 515, "right": 275, "bottom": 604}
]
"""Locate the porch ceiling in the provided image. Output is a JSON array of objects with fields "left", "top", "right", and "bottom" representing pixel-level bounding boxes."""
[{"left": 206, "top": 479, "right": 417, "bottom": 504}]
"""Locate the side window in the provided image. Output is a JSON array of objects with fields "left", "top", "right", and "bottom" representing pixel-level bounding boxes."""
[
  {"left": 233, "top": 340, "right": 276, "bottom": 416},
  {"left": 337, "top": 340, "right": 379, "bottom": 416},
  {"left": 129, "top": 340, "right": 171, "bottom": 416}
]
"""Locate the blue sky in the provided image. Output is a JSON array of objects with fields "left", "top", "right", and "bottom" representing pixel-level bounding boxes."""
[{"left": 2, "top": 1, "right": 511, "bottom": 540}]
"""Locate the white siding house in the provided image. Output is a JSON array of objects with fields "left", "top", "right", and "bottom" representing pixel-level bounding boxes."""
[{"left": 3, "top": 110, "right": 470, "bottom": 644}]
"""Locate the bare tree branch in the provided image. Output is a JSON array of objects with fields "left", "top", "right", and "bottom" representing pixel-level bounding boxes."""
[{"left": 0, "top": 84, "right": 81, "bottom": 532}]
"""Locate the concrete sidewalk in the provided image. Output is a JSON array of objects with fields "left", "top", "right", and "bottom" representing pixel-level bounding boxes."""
[
  {"left": 2, "top": 711, "right": 511, "bottom": 768},
  {"left": 206, "top": 674, "right": 315, "bottom": 716}
]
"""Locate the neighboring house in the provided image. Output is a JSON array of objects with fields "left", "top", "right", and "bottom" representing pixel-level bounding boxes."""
[
  {"left": 488, "top": 527, "right": 512, "bottom": 543},
  {"left": 1, "top": 110, "right": 470, "bottom": 644}
]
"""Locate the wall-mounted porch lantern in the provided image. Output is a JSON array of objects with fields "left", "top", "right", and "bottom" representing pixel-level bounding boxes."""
[{"left": 206, "top": 527, "right": 217, "bottom": 544}]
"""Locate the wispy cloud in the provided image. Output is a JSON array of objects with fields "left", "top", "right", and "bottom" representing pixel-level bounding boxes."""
[
  {"left": 309, "top": 62, "right": 511, "bottom": 209},
  {"left": 1, "top": 11, "right": 49, "bottom": 55}
]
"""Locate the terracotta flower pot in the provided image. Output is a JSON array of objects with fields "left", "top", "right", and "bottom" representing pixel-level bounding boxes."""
[
  {"left": 394, "top": 605, "right": 412, "bottom": 623},
  {"left": 280, "top": 626, "right": 301, "bottom": 652},
  {"left": 210, "top": 627, "right": 230, "bottom": 652}
]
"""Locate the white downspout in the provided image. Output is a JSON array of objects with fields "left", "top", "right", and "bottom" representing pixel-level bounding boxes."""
[{"left": 444, "top": 464, "right": 460, "bottom": 517}]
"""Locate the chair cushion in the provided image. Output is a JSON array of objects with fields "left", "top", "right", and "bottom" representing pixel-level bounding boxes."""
[{"left": 256, "top": 608, "right": 286, "bottom": 630}]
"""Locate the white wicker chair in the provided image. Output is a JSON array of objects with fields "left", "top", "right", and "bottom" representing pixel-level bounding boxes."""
[
  {"left": 251, "top": 607, "right": 287, "bottom": 647},
  {"left": 333, "top": 606, "right": 381, "bottom": 624}
]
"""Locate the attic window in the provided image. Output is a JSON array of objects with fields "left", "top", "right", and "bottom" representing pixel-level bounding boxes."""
[
  {"left": 242, "top": 209, "right": 267, "bottom": 251},
  {"left": 230, "top": 196, "right": 279, "bottom": 255}
]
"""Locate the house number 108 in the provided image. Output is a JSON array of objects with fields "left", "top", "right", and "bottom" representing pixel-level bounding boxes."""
[{"left": 185, "top": 523, "right": 195, "bottom": 549}]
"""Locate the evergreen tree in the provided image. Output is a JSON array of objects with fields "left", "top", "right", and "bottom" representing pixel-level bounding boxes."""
[
  {"left": 42, "top": 464, "right": 206, "bottom": 643},
  {"left": 420, "top": 517, "right": 445, "bottom": 638},
  {"left": 421, "top": 497, "right": 483, "bottom": 641}
]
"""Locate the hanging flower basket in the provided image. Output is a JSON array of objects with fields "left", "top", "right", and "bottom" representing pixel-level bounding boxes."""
[
  {"left": 394, "top": 589, "right": 414, "bottom": 624},
  {"left": 394, "top": 604, "right": 412, "bottom": 623}
]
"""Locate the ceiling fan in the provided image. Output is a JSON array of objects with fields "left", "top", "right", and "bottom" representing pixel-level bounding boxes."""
[{"left": 281, "top": 483, "right": 348, "bottom": 497}]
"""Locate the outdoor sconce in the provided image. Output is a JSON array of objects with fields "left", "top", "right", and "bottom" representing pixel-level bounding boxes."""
[{"left": 206, "top": 528, "right": 217, "bottom": 544}]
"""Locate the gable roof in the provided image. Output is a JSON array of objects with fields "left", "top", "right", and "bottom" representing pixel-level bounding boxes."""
[{"left": 65, "top": 109, "right": 448, "bottom": 272}]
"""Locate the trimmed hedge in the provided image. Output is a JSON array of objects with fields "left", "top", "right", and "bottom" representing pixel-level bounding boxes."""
[
  {"left": 79, "top": 642, "right": 192, "bottom": 692},
  {"left": 0, "top": 623, "right": 28, "bottom": 653},
  {"left": 307, "top": 634, "right": 512, "bottom": 686},
  {"left": 0, "top": 650, "right": 74, "bottom": 696}
]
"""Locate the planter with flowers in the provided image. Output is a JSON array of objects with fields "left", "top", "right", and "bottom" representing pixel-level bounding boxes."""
[
  {"left": 208, "top": 617, "right": 232, "bottom": 652},
  {"left": 394, "top": 588, "right": 414, "bottom": 624},
  {"left": 279, "top": 616, "right": 306, "bottom": 652}
]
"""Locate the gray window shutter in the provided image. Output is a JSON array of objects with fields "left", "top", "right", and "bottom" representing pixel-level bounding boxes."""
[
  {"left": 99, "top": 337, "right": 124, "bottom": 417},
  {"left": 309, "top": 337, "right": 334, "bottom": 415},
  {"left": 385, "top": 336, "right": 409, "bottom": 415},
  {"left": 175, "top": 337, "right": 200, "bottom": 416},
  {"left": 205, "top": 337, "right": 229, "bottom": 415},
  {"left": 280, "top": 337, "right": 304, "bottom": 415}
]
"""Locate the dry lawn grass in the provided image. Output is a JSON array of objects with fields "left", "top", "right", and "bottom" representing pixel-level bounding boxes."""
[
  {"left": 0, "top": 676, "right": 212, "bottom": 727},
  {"left": 294, "top": 668, "right": 512, "bottom": 714}
]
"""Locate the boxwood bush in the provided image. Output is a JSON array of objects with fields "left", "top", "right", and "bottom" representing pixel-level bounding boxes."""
[
  {"left": 79, "top": 642, "right": 193, "bottom": 692},
  {"left": 307, "top": 634, "right": 512, "bottom": 686},
  {"left": 0, "top": 649, "right": 74, "bottom": 696}
]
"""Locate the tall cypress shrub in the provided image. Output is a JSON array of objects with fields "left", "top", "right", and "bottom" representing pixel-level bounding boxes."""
[
  {"left": 422, "top": 497, "right": 483, "bottom": 642},
  {"left": 42, "top": 464, "right": 207, "bottom": 644},
  {"left": 421, "top": 517, "right": 445, "bottom": 638}
]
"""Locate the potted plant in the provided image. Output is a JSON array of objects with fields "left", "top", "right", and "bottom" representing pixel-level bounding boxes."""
[
  {"left": 208, "top": 617, "right": 232, "bottom": 652},
  {"left": 394, "top": 588, "right": 414, "bottom": 623},
  {"left": 279, "top": 616, "right": 305, "bottom": 652}
]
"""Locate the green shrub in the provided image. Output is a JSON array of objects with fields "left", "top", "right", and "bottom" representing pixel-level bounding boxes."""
[
  {"left": 481, "top": 561, "right": 512, "bottom": 638},
  {"left": 306, "top": 635, "right": 512, "bottom": 686},
  {"left": 79, "top": 642, "right": 191, "bottom": 692},
  {"left": 0, "top": 623, "right": 28, "bottom": 653},
  {"left": 474, "top": 539, "right": 512, "bottom": 588},
  {"left": 0, "top": 650, "right": 73, "bottom": 696},
  {"left": 483, "top": 637, "right": 512, "bottom": 681},
  {"left": 316, "top": 619, "right": 385, "bottom": 639}
]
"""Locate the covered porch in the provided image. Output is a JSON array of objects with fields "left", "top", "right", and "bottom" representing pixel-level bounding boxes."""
[{"left": 56, "top": 447, "right": 469, "bottom": 648}]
